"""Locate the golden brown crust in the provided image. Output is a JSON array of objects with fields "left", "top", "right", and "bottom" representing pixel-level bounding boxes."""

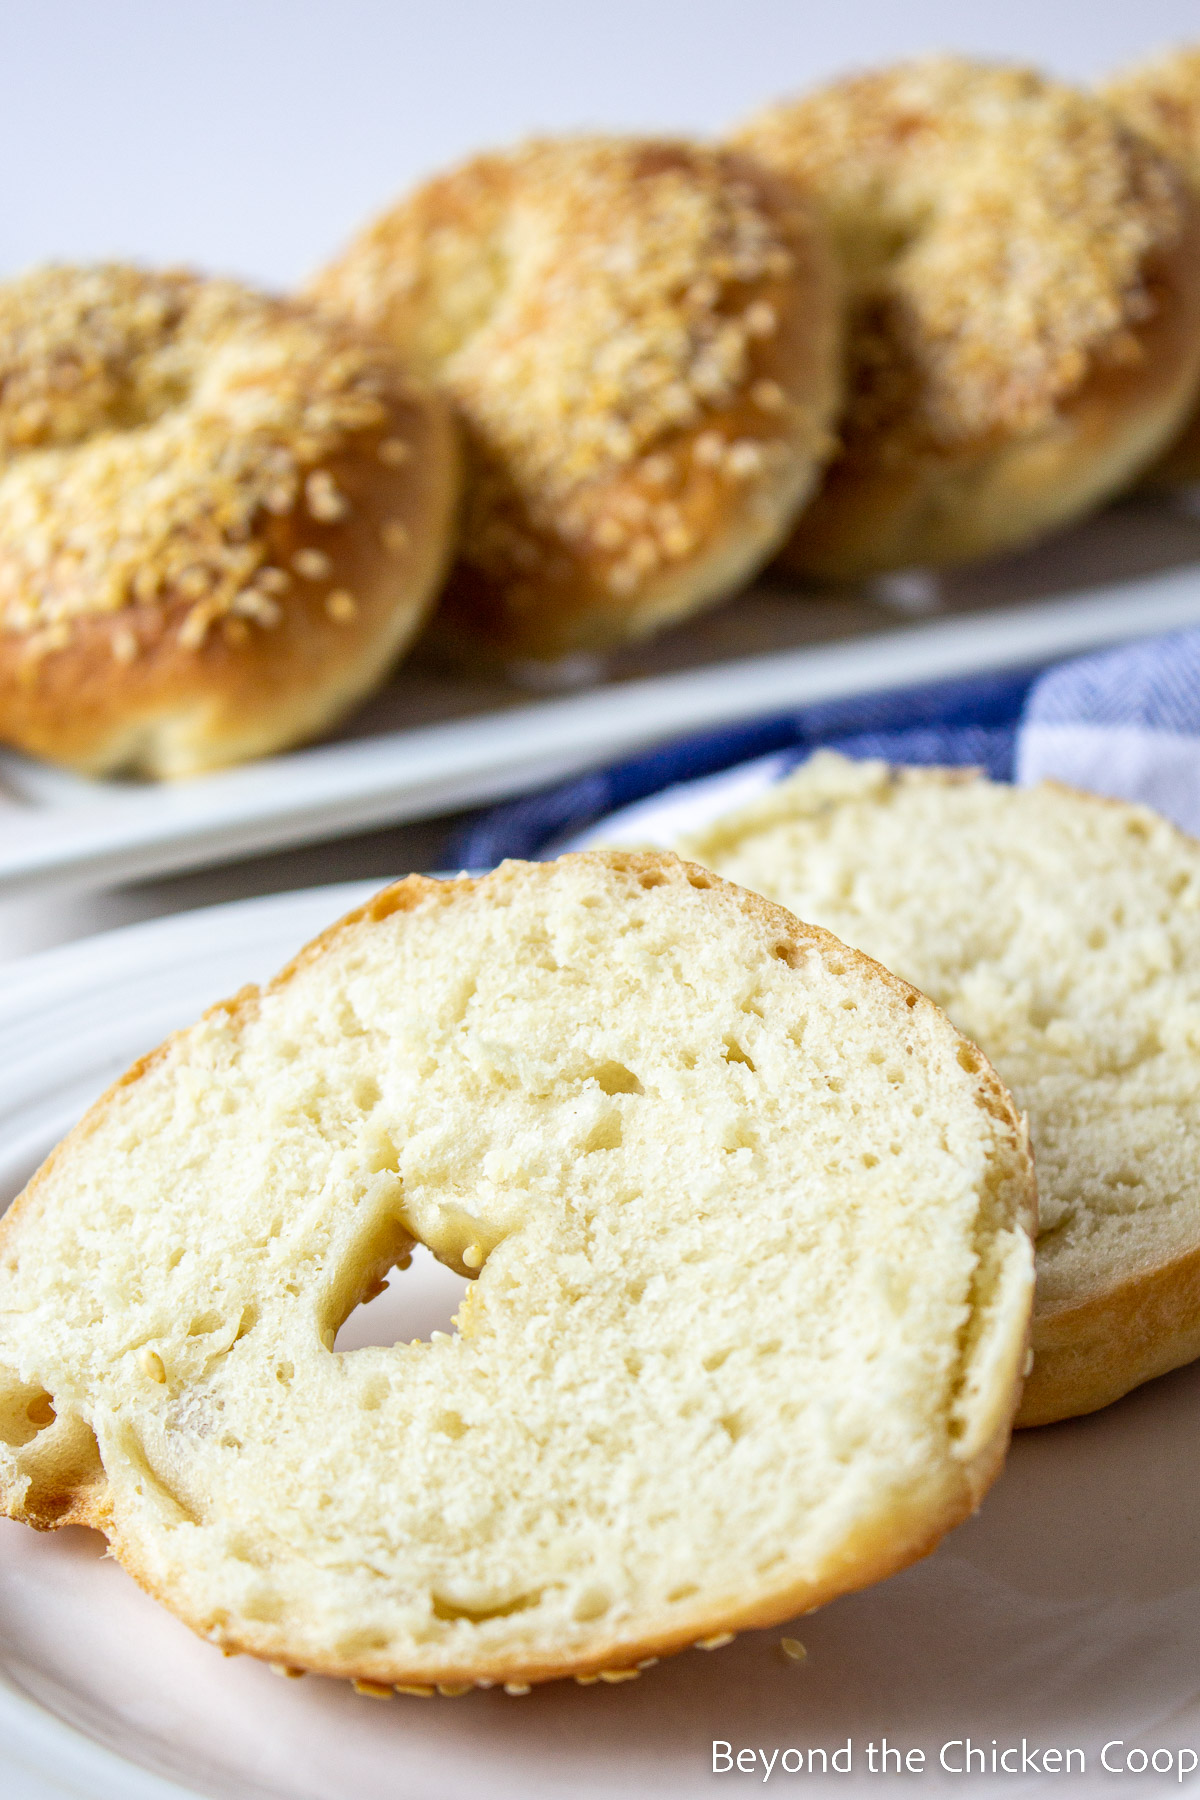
[
  {"left": 731, "top": 57, "right": 1200, "bottom": 579},
  {"left": 311, "top": 139, "right": 841, "bottom": 658},
  {"left": 1102, "top": 46, "right": 1200, "bottom": 484},
  {"left": 0, "top": 853, "right": 1034, "bottom": 1688},
  {"left": 0, "top": 266, "right": 460, "bottom": 776}
]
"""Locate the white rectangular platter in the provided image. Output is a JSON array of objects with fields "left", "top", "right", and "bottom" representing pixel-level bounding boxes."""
[{"left": 4, "top": 497, "right": 1200, "bottom": 898}]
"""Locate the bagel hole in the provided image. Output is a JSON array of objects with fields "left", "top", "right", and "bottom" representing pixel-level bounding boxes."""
[{"left": 334, "top": 1243, "right": 470, "bottom": 1353}]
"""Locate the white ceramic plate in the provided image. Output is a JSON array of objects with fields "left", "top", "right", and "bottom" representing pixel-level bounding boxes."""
[
  {"left": 1, "top": 884, "right": 1199, "bottom": 1799},
  {"left": 8, "top": 504, "right": 1200, "bottom": 899}
]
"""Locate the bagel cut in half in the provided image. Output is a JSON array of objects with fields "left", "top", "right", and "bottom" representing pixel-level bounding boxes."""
[
  {"left": 731, "top": 57, "right": 1200, "bottom": 581},
  {"left": 0, "top": 265, "right": 460, "bottom": 777},
  {"left": 311, "top": 138, "right": 841, "bottom": 661},
  {"left": 0, "top": 854, "right": 1034, "bottom": 1691},
  {"left": 674, "top": 756, "right": 1200, "bottom": 1427},
  {"left": 1102, "top": 45, "right": 1200, "bottom": 484}
]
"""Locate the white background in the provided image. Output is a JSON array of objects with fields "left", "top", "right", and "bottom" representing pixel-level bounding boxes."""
[{"left": 3, "top": 0, "right": 1200, "bottom": 289}]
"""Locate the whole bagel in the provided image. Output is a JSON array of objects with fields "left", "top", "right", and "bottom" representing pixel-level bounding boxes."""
[
  {"left": 311, "top": 137, "right": 841, "bottom": 661},
  {"left": 731, "top": 57, "right": 1200, "bottom": 581},
  {"left": 0, "top": 265, "right": 460, "bottom": 778},
  {"left": 1102, "top": 45, "right": 1200, "bottom": 484}
]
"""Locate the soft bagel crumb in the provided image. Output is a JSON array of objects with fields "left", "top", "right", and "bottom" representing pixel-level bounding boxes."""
[
  {"left": 674, "top": 756, "right": 1200, "bottom": 1425},
  {"left": 0, "top": 853, "right": 1033, "bottom": 1688}
]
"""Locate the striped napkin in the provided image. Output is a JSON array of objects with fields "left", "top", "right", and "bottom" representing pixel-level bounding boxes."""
[{"left": 458, "top": 628, "right": 1200, "bottom": 864}]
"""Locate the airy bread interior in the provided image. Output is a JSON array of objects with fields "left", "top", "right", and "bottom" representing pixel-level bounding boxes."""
[
  {"left": 676, "top": 757, "right": 1200, "bottom": 1425},
  {"left": 0, "top": 853, "right": 1034, "bottom": 1688}
]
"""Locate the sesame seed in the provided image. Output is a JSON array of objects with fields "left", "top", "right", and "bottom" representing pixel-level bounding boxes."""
[
  {"left": 269, "top": 1663, "right": 306, "bottom": 1679},
  {"left": 743, "top": 301, "right": 777, "bottom": 338},
  {"left": 462, "top": 1243, "right": 484, "bottom": 1269},
  {"left": 230, "top": 590, "right": 282, "bottom": 627},
  {"left": 779, "top": 1637, "right": 807, "bottom": 1661},
  {"left": 692, "top": 430, "right": 725, "bottom": 466},
  {"left": 139, "top": 1347, "right": 166, "bottom": 1383},
  {"left": 504, "top": 1682, "right": 532, "bottom": 1696},
  {"left": 305, "top": 469, "right": 350, "bottom": 522},
  {"left": 599, "top": 1668, "right": 640, "bottom": 1683},
  {"left": 437, "top": 1684, "right": 472, "bottom": 1697},
  {"left": 575, "top": 1674, "right": 601, "bottom": 1685},
  {"left": 696, "top": 1632, "right": 735, "bottom": 1650},
  {"left": 725, "top": 440, "right": 765, "bottom": 478},
  {"left": 325, "top": 589, "right": 358, "bottom": 623},
  {"left": 393, "top": 1684, "right": 435, "bottom": 1698},
  {"left": 353, "top": 1680, "right": 395, "bottom": 1699},
  {"left": 292, "top": 547, "right": 333, "bottom": 580}
]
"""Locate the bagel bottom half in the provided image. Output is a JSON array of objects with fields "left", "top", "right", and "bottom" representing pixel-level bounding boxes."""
[
  {"left": 672, "top": 756, "right": 1200, "bottom": 1428},
  {"left": 0, "top": 854, "right": 1034, "bottom": 1690}
]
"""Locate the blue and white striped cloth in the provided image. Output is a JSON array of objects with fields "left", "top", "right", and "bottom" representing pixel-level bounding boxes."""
[{"left": 458, "top": 629, "right": 1200, "bottom": 865}]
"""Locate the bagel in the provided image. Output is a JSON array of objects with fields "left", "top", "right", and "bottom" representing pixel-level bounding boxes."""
[
  {"left": 672, "top": 754, "right": 1200, "bottom": 1427},
  {"left": 310, "top": 138, "right": 841, "bottom": 661},
  {"left": 0, "top": 853, "right": 1035, "bottom": 1691},
  {"left": 731, "top": 57, "right": 1200, "bottom": 581},
  {"left": 1102, "top": 46, "right": 1200, "bottom": 483},
  {"left": 0, "top": 265, "right": 460, "bottom": 778}
]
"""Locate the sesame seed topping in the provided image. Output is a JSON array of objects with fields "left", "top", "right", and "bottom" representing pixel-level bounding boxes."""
[
  {"left": 599, "top": 1668, "right": 640, "bottom": 1683},
  {"left": 437, "top": 1684, "right": 472, "bottom": 1697},
  {"left": 462, "top": 1243, "right": 484, "bottom": 1269},
  {"left": 504, "top": 1682, "right": 532, "bottom": 1696},
  {"left": 696, "top": 1632, "right": 735, "bottom": 1650},
  {"left": 779, "top": 1637, "right": 807, "bottom": 1661},
  {"left": 353, "top": 1680, "right": 395, "bottom": 1699},
  {"left": 139, "top": 1347, "right": 166, "bottom": 1382},
  {"left": 314, "top": 137, "right": 816, "bottom": 606},
  {"left": 736, "top": 56, "right": 1191, "bottom": 449},
  {"left": 0, "top": 265, "right": 412, "bottom": 650},
  {"left": 269, "top": 1663, "right": 307, "bottom": 1679}
]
